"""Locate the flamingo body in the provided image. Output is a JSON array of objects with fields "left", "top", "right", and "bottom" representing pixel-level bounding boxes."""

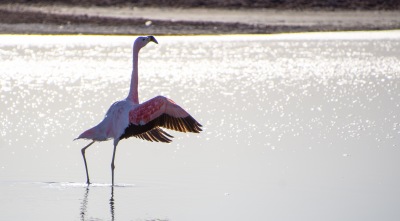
[
  {"left": 75, "top": 36, "right": 202, "bottom": 185},
  {"left": 77, "top": 100, "right": 133, "bottom": 142}
]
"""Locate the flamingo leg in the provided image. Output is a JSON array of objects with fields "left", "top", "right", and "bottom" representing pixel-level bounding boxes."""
[
  {"left": 111, "top": 143, "right": 118, "bottom": 186},
  {"left": 81, "top": 141, "right": 95, "bottom": 185}
]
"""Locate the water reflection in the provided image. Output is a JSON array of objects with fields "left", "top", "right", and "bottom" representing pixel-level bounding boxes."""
[
  {"left": 80, "top": 186, "right": 116, "bottom": 221},
  {"left": 80, "top": 187, "right": 89, "bottom": 221},
  {"left": 110, "top": 187, "right": 115, "bottom": 221},
  {"left": 1, "top": 33, "right": 400, "bottom": 220}
]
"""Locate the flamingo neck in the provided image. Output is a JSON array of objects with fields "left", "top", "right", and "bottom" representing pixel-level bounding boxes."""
[{"left": 127, "top": 45, "right": 140, "bottom": 104}]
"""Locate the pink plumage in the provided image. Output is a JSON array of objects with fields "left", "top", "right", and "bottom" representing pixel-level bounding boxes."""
[{"left": 75, "top": 36, "right": 202, "bottom": 186}]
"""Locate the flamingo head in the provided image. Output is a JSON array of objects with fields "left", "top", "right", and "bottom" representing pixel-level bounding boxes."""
[{"left": 134, "top": 36, "right": 158, "bottom": 50}]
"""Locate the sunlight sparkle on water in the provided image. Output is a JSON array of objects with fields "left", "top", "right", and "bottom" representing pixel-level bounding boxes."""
[
  {"left": 1, "top": 34, "right": 400, "bottom": 150},
  {"left": 1, "top": 33, "right": 400, "bottom": 221}
]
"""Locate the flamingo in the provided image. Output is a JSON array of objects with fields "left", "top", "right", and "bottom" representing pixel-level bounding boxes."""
[{"left": 75, "top": 36, "right": 202, "bottom": 186}]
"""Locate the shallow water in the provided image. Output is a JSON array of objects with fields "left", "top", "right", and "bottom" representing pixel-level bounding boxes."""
[{"left": 1, "top": 32, "right": 400, "bottom": 220}]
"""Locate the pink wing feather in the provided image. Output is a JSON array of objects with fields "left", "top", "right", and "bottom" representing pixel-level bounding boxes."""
[
  {"left": 120, "top": 96, "right": 202, "bottom": 143},
  {"left": 129, "top": 96, "right": 189, "bottom": 125}
]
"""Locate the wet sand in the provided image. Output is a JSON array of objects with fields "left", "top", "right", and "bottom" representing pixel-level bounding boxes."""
[{"left": 0, "top": 4, "right": 399, "bottom": 34}]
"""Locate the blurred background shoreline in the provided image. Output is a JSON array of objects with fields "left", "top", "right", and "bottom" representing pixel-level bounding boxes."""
[{"left": 0, "top": 0, "right": 399, "bottom": 35}]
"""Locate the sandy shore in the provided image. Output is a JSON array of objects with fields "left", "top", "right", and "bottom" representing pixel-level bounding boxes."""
[{"left": 1, "top": 4, "right": 399, "bottom": 34}]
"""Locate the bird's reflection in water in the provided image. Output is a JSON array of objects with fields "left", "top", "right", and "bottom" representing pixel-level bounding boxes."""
[
  {"left": 80, "top": 185, "right": 116, "bottom": 221},
  {"left": 110, "top": 186, "right": 115, "bottom": 221},
  {"left": 80, "top": 186, "right": 89, "bottom": 221}
]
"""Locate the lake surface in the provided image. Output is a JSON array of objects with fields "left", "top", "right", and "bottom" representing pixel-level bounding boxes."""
[{"left": 1, "top": 32, "right": 400, "bottom": 221}]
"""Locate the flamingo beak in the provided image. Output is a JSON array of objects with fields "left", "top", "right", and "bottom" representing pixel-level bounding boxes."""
[{"left": 148, "top": 36, "right": 158, "bottom": 44}]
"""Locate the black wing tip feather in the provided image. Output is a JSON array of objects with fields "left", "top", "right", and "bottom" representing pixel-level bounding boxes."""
[
  {"left": 160, "top": 114, "right": 202, "bottom": 133},
  {"left": 119, "top": 113, "right": 202, "bottom": 143},
  {"left": 185, "top": 115, "right": 203, "bottom": 133},
  {"left": 125, "top": 127, "right": 173, "bottom": 143},
  {"left": 120, "top": 121, "right": 174, "bottom": 143},
  {"left": 181, "top": 115, "right": 202, "bottom": 133},
  {"left": 135, "top": 128, "right": 173, "bottom": 143}
]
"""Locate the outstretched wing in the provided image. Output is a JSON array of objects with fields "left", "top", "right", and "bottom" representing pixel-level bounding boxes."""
[
  {"left": 119, "top": 96, "right": 202, "bottom": 142},
  {"left": 128, "top": 127, "right": 173, "bottom": 143}
]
